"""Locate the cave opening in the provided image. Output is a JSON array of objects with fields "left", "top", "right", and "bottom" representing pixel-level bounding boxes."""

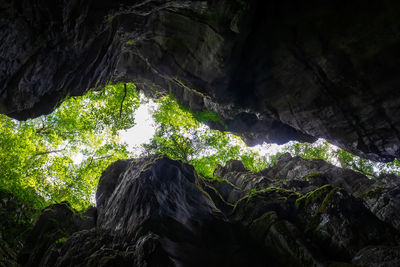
[
  {"left": 0, "top": 82, "right": 280, "bottom": 211},
  {"left": 2, "top": 0, "right": 400, "bottom": 266},
  {"left": 2, "top": 82, "right": 399, "bottom": 214}
]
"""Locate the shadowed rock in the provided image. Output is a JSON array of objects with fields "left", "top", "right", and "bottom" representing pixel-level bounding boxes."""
[
  {"left": 2, "top": 1, "right": 400, "bottom": 161},
  {"left": 15, "top": 156, "right": 400, "bottom": 266},
  {"left": 213, "top": 153, "right": 400, "bottom": 232}
]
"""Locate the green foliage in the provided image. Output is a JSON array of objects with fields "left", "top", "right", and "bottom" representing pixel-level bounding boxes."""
[
  {"left": 55, "top": 237, "right": 68, "bottom": 244},
  {"left": 0, "top": 83, "right": 139, "bottom": 211},
  {"left": 144, "top": 94, "right": 266, "bottom": 177},
  {"left": 283, "top": 141, "right": 333, "bottom": 162},
  {"left": 335, "top": 149, "right": 375, "bottom": 177},
  {"left": 281, "top": 140, "right": 400, "bottom": 179},
  {"left": 0, "top": 188, "right": 38, "bottom": 250},
  {"left": 267, "top": 152, "right": 284, "bottom": 167},
  {"left": 195, "top": 110, "right": 222, "bottom": 123},
  {"left": 0, "top": 83, "right": 266, "bottom": 212},
  {"left": 3, "top": 78, "right": 398, "bottom": 219},
  {"left": 241, "top": 151, "right": 267, "bottom": 172}
]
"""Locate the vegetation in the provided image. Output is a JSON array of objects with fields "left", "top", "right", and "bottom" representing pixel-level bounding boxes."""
[
  {"left": 0, "top": 83, "right": 139, "bottom": 210},
  {"left": 279, "top": 140, "right": 400, "bottom": 179},
  {"left": 143, "top": 94, "right": 266, "bottom": 177},
  {"left": 1, "top": 82, "right": 399, "bottom": 213},
  {"left": 0, "top": 84, "right": 265, "bottom": 211}
]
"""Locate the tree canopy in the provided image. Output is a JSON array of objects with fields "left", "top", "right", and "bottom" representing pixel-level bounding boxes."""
[
  {"left": 143, "top": 93, "right": 267, "bottom": 177},
  {"left": 277, "top": 139, "right": 400, "bottom": 178},
  {"left": 0, "top": 83, "right": 139, "bottom": 210},
  {"left": 0, "top": 83, "right": 266, "bottom": 210},
  {"left": 1, "top": 82, "right": 399, "bottom": 212}
]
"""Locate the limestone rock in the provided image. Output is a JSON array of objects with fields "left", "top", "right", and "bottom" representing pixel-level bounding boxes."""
[
  {"left": 213, "top": 153, "right": 374, "bottom": 201},
  {"left": 361, "top": 175, "right": 400, "bottom": 231},
  {"left": 22, "top": 156, "right": 270, "bottom": 266},
  {"left": 18, "top": 156, "right": 400, "bottom": 266},
  {"left": 2, "top": 1, "right": 400, "bottom": 161},
  {"left": 18, "top": 202, "right": 97, "bottom": 267},
  {"left": 214, "top": 154, "right": 400, "bottom": 232},
  {"left": 295, "top": 185, "right": 399, "bottom": 261},
  {"left": 0, "top": 189, "right": 37, "bottom": 266},
  {"left": 352, "top": 246, "right": 400, "bottom": 267}
]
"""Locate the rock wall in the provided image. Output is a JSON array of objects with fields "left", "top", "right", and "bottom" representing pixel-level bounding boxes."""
[
  {"left": 0, "top": 189, "right": 37, "bottom": 266},
  {"left": 2, "top": 1, "right": 400, "bottom": 266},
  {"left": 213, "top": 153, "right": 400, "bottom": 232},
  {"left": 2, "top": 1, "right": 400, "bottom": 161},
  {"left": 17, "top": 155, "right": 400, "bottom": 266}
]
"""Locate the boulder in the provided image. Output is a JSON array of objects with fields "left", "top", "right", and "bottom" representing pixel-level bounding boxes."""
[{"left": 19, "top": 156, "right": 400, "bottom": 266}]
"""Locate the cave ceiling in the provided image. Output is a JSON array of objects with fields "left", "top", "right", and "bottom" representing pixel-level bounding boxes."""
[{"left": 1, "top": 0, "right": 400, "bottom": 162}]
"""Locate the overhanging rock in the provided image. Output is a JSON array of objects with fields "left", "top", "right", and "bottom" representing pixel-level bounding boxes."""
[{"left": 2, "top": 1, "right": 400, "bottom": 161}]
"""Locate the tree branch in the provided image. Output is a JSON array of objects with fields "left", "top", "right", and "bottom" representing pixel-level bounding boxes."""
[
  {"left": 87, "top": 155, "right": 113, "bottom": 168},
  {"left": 33, "top": 148, "right": 66, "bottom": 157},
  {"left": 349, "top": 162, "right": 379, "bottom": 179},
  {"left": 36, "top": 126, "right": 49, "bottom": 134},
  {"left": 120, "top": 83, "right": 127, "bottom": 118}
]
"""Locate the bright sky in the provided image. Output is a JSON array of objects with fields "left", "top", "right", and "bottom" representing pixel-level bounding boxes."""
[
  {"left": 118, "top": 93, "right": 287, "bottom": 160},
  {"left": 119, "top": 94, "right": 158, "bottom": 156},
  {"left": 251, "top": 142, "right": 285, "bottom": 160},
  {"left": 117, "top": 102, "right": 395, "bottom": 176},
  {"left": 79, "top": 92, "right": 397, "bottom": 176}
]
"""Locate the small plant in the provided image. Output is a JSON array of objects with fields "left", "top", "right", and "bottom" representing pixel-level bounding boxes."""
[
  {"left": 196, "top": 110, "right": 221, "bottom": 123},
  {"left": 56, "top": 237, "right": 68, "bottom": 244}
]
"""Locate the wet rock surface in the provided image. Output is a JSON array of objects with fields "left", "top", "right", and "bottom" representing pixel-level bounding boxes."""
[
  {"left": 2, "top": 1, "right": 400, "bottom": 161},
  {"left": 17, "top": 155, "right": 400, "bottom": 266}
]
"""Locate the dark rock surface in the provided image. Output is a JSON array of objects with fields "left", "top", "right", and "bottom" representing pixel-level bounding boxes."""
[
  {"left": 2, "top": 1, "right": 400, "bottom": 161},
  {"left": 214, "top": 153, "right": 400, "bottom": 232},
  {"left": 2, "top": 1, "right": 400, "bottom": 266},
  {"left": 18, "top": 155, "right": 400, "bottom": 266},
  {"left": 353, "top": 246, "right": 400, "bottom": 267},
  {"left": 0, "top": 189, "right": 37, "bottom": 266},
  {"left": 18, "top": 202, "right": 97, "bottom": 267},
  {"left": 21, "top": 156, "right": 271, "bottom": 267}
]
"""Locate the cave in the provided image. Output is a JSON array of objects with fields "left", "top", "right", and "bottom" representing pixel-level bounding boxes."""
[{"left": 1, "top": 1, "right": 400, "bottom": 266}]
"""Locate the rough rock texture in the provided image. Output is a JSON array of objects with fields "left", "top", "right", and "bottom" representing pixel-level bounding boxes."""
[
  {"left": 18, "top": 202, "right": 96, "bottom": 267},
  {"left": 213, "top": 153, "right": 400, "bottom": 232},
  {"left": 2, "top": 1, "right": 400, "bottom": 161},
  {"left": 361, "top": 174, "right": 400, "bottom": 232},
  {"left": 213, "top": 153, "right": 375, "bottom": 198},
  {"left": 211, "top": 154, "right": 400, "bottom": 265},
  {"left": 19, "top": 156, "right": 400, "bottom": 266},
  {"left": 353, "top": 246, "right": 400, "bottom": 267},
  {"left": 0, "top": 189, "right": 37, "bottom": 266},
  {"left": 21, "top": 156, "right": 270, "bottom": 267}
]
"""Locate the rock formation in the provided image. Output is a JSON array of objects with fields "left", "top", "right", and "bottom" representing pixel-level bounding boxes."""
[
  {"left": 2, "top": 0, "right": 400, "bottom": 161},
  {"left": 15, "top": 155, "right": 400, "bottom": 266},
  {"left": 0, "top": 189, "right": 37, "bottom": 266},
  {"left": 2, "top": 1, "right": 400, "bottom": 266}
]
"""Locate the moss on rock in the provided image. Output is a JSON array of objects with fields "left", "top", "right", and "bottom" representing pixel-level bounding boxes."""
[
  {"left": 231, "top": 187, "right": 300, "bottom": 225},
  {"left": 249, "top": 211, "right": 279, "bottom": 240},
  {"left": 295, "top": 184, "right": 334, "bottom": 210},
  {"left": 301, "top": 172, "right": 322, "bottom": 181}
]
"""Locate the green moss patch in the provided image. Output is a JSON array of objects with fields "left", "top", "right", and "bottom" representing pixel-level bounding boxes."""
[
  {"left": 301, "top": 172, "right": 322, "bottom": 180},
  {"left": 295, "top": 184, "right": 333, "bottom": 209},
  {"left": 55, "top": 237, "right": 68, "bottom": 244}
]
